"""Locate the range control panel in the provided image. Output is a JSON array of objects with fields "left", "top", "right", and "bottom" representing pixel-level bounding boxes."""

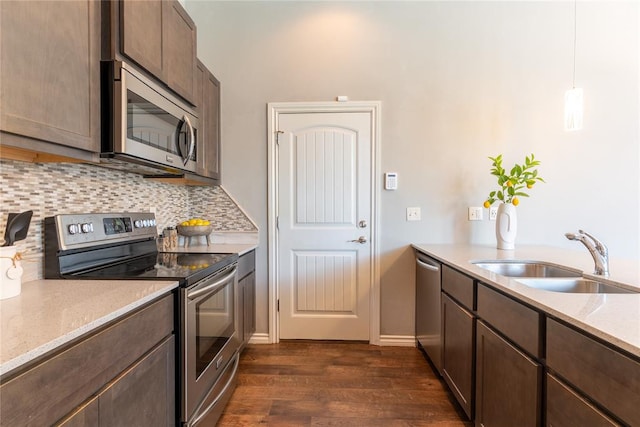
[{"left": 49, "top": 213, "right": 158, "bottom": 251}]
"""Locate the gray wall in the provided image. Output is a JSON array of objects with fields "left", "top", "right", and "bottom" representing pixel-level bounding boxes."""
[{"left": 186, "top": 1, "right": 639, "bottom": 337}]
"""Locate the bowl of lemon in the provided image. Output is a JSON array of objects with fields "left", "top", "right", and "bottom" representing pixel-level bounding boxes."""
[{"left": 177, "top": 218, "right": 213, "bottom": 246}]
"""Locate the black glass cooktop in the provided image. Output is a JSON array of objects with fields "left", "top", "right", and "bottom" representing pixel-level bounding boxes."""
[{"left": 68, "top": 251, "right": 237, "bottom": 287}]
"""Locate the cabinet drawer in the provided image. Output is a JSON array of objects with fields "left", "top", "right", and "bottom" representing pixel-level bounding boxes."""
[
  {"left": 477, "top": 283, "right": 541, "bottom": 358},
  {"left": 546, "top": 373, "right": 618, "bottom": 427},
  {"left": 0, "top": 294, "right": 174, "bottom": 426},
  {"left": 442, "top": 265, "right": 474, "bottom": 309},
  {"left": 547, "top": 319, "right": 640, "bottom": 426},
  {"left": 238, "top": 250, "right": 256, "bottom": 280}
]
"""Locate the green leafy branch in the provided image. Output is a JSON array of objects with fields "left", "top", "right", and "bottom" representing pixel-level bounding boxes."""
[{"left": 484, "top": 153, "right": 545, "bottom": 206}]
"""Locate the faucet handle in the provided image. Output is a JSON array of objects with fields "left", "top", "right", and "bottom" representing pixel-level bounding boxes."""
[{"left": 579, "top": 230, "right": 608, "bottom": 255}]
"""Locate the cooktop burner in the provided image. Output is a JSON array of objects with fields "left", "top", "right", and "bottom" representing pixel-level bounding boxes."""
[{"left": 68, "top": 251, "right": 237, "bottom": 286}]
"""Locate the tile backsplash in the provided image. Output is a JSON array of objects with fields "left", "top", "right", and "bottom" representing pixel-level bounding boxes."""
[{"left": 0, "top": 159, "right": 256, "bottom": 279}]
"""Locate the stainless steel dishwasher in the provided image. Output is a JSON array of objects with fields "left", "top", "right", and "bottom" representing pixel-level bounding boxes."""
[{"left": 415, "top": 251, "right": 442, "bottom": 374}]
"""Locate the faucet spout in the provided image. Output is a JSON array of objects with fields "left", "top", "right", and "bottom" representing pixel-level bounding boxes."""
[{"left": 565, "top": 230, "right": 609, "bottom": 276}]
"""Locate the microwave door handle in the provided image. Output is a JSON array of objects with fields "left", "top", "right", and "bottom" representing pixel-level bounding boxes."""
[{"left": 182, "top": 115, "right": 195, "bottom": 166}]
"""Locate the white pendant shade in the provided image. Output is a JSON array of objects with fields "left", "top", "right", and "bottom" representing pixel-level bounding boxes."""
[{"left": 564, "top": 87, "right": 583, "bottom": 131}]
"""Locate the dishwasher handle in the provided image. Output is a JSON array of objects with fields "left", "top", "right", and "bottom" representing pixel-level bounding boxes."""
[{"left": 416, "top": 255, "right": 440, "bottom": 272}]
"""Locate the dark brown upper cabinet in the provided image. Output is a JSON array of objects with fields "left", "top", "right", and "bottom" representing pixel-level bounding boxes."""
[
  {"left": 0, "top": 0, "right": 101, "bottom": 160},
  {"left": 106, "top": 0, "right": 197, "bottom": 105},
  {"left": 195, "top": 60, "right": 221, "bottom": 183}
]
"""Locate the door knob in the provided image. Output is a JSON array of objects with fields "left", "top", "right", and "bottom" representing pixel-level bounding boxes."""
[
  {"left": 349, "top": 236, "right": 367, "bottom": 244},
  {"left": 358, "top": 220, "right": 367, "bottom": 228}
]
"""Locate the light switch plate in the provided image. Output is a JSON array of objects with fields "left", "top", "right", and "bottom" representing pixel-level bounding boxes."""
[
  {"left": 489, "top": 206, "right": 498, "bottom": 221},
  {"left": 468, "top": 207, "right": 483, "bottom": 221},
  {"left": 407, "top": 207, "right": 421, "bottom": 221}
]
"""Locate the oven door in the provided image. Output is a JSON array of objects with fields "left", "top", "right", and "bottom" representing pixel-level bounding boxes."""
[{"left": 182, "top": 263, "right": 239, "bottom": 424}]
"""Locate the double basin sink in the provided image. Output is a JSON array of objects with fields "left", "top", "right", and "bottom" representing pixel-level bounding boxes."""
[{"left": 472, "top": 261, "right": 636, "bottom": 294}]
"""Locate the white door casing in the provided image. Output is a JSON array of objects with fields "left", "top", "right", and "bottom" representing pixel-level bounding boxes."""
[{"left": 268, "top": 102, "right": 381, "bottom": 343}]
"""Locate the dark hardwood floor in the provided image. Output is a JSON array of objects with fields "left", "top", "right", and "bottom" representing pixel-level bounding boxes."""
[{"left": 217, "top": 341, "right": 472, "bottom": 426}]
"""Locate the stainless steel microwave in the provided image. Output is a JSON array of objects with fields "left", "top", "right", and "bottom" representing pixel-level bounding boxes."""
[{"left": 100, "top": 60, "right": 199, "bottom": 175}]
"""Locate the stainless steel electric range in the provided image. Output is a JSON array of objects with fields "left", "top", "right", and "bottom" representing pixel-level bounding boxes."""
[{"left": 44, "top": 212, "right": 240, "bottom": 426}]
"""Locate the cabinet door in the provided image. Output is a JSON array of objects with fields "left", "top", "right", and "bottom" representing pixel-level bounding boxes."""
[
  {"left": 99, "top": 335, "right": 175, "bottom": 427},
  {"left": 441, "top": 292, "right": 474, "bottom": 420},
  {"left": 120, "top": 0, "right": 164, "bottom": 81},
  {"left": 55, "top": 397, "right": 99, "bottom": 427},
  {"left": 196, "top": 60, "right": 221, "bottom": 182},
  {"left": 546, "top": 374, "right": 618, "bottom": 427},
  {"left": 0, "top": 0, "right": 100, "bottom": 153},
  {"left": 475, "top": 321, "right": 541, "bottom": 427},
  {"left": 244, "top": 271, "right": 256, "bottom": 342},
  {"left": 163, "top": 0, "right": 197, "bottom": 104}
]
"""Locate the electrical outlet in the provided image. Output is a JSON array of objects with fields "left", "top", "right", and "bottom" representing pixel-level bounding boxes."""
[
  {"left": 489, "top": 206, "right": 498, "bottom": 221},
  {"left": 468, "top": 207, "right": 483, "bottom": 221},
  {"left": 407, "top": 207, "right": 421, "bottom": 221}
]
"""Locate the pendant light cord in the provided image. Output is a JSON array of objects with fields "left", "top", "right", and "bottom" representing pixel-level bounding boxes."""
[{"left": 572, "top": 0, "right": 577, "bottom": 89}]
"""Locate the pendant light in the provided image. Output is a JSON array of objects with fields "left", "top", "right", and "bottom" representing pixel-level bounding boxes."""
[{"left": 564, "top": 0, "right": 583, "bottom": 131}]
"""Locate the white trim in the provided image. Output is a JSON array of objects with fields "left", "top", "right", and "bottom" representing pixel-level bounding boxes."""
[
  {"left": 267, "top": 101, "right": 382, "bottom": 345},
  {"left": 378, "top": 335, "right": 417, "bottom": 347},
  {"left": 247, "top": 333, "right": 271, "bottom": 345}
]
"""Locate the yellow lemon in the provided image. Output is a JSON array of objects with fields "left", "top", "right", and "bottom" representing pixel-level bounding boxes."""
[
  {"left": 527, "top": 183, "right": 534, "bottom": 189},
  {"left": 512, "top": 197, "right": 520, "bottom": 206},
  {"left": 188, "top": 219, "right": 197, "bottom": 226},
  {"left": 506, "top": 181, "right": 513, "bottom": 187},
  {"left": 180, "top": 221, "right": 189, "bottom": 226},
  {"left": 483, "top": 200, "right": 491, "bottom": 209},
  {"left": 202, "top": 220, "right": 210, "bottom": 226}
]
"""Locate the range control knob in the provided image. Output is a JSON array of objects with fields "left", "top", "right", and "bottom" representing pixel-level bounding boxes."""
[
  {"left": 68, "top": 224, "right": 79, "bottom": 235},
  {"left": 134, "top": 220, "right": 143, "bottom": 228},
  {"left": 81, "top": 223, "right": 93, "bottom": 233},
  {"left": 142, "top": 219, "right": 149, "bottom": 227}
]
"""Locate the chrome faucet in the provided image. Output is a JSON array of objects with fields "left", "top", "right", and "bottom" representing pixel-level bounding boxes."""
[{"left": 565, "top": 230, "right": 609, "bottom": 276}]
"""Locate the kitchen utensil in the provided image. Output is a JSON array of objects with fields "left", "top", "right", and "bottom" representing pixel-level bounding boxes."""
[{"left": 3, "top": 210, "right": 33, "bottom": 247}]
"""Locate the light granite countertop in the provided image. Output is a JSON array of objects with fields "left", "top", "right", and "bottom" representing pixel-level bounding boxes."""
[
  {"left": 164, "top": 243, "right": 257, "bottom": 256},
  {"left": 412, "top": 244, "right": 640, "bottom": 358},
  {"left": 0, "top": 279, "right": 178, "bottom": 378}
]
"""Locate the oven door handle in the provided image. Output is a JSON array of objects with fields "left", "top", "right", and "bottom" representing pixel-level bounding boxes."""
[{"left": 187, "top": 266, "right": 237, "bottom": 301}]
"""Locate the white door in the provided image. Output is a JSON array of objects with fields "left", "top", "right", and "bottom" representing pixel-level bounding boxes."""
[{"left": 277, "top": 111, "right": 373, "bottom": 340}]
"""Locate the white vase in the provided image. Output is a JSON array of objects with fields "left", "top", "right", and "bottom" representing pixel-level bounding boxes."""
[
  {"left": 0, "top": 246, "right": 23, "bottom": 300},
  {"left": 496, "top": 203, "right": 517, "bottom": 250}
]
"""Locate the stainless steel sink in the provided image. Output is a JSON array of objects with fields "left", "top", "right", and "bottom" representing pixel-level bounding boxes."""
[
  {"left": 472, "top": 261, "right": 582, "bottom": 278},
  {"left": 516, "top": 278, "right": 637, "bottom": 294}
]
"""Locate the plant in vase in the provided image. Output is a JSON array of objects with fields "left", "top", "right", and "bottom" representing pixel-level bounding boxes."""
[{"left": 483, "top": 154, "right": 545, "bottom": 250}]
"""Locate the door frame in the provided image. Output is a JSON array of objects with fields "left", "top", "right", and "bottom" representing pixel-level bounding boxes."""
[{"left": 267, "top": 101, "right": 381, "bottom": 344}]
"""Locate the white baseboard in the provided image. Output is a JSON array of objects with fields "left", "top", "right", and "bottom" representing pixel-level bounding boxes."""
[
  {"left": 247, "top": 332, "right": 271, "bottom": 345},
  {"left": 378, "top": 335, "right": 416, "bottom": 347},
  {"left": 246, "top": 333, "right": 416, "bottom": 347}
]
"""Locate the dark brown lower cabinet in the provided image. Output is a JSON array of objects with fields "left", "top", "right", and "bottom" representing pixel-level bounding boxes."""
[
  {"left": 441, "top": 292, "right": 474, "bottom": 419},
  {"left": 546, "top": 374, "right": 617, "bottom": 427},
  {"left": 238, "top": 250, "right": 256, "bottom": 350},
  {"left": 59, "top": 335, "right": 175, "bottom": 427},
  {"left": 475, "top": 320, "right": 542, "bottom": 427},
  {"left": 0, "top": 294, "right": 175, "bottom": 427}
]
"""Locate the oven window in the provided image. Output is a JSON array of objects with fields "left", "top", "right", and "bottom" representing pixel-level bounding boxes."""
[
  {"left": 195, "top": 281, "right": 234, "bottom": 379},
  {"left": 127, "top": 91, "right": 196, "bottom": 161}
]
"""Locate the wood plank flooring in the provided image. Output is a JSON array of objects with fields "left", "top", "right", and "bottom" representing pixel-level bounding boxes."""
[{"left": 217, "top": 341, "right": 472, "bottom": 426}]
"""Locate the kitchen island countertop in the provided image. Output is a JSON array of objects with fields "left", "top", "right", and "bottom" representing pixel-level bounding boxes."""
[
  {"left": 0, "top": 279, "right": 178, "bottom": 378},
  {"left": 412, "top": 244, "right": 640, "bottom": 358}
]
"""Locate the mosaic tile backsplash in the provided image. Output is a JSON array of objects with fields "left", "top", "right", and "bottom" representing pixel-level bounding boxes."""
[{"left": 0, "top": 159, "right": 257, "bottom": 278}]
